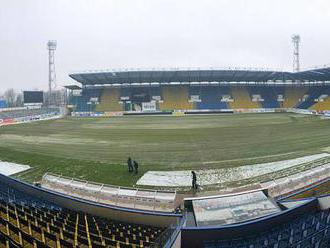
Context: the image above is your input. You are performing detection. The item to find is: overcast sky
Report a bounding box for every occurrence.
[0,0,330,92]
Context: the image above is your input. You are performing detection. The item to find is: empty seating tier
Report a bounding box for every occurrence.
[0,181,164,248]
[229,87,259,109]
[311,96,330,111]
[160,86,193,110]
[282,87,308,108]
[203,209,330,248]
[96,89,123,112]
[196,87,229,110]
[68,85,330,112]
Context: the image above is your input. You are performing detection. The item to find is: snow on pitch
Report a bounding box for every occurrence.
[137,153,330,187]
[0,161,30,176]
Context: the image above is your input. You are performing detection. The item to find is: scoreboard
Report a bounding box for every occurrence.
[23,91,44,104]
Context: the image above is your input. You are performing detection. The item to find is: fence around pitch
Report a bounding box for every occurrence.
[41,173,177,212]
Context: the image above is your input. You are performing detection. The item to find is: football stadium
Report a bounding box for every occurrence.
[1,1,330,248]
[1,66,330,247]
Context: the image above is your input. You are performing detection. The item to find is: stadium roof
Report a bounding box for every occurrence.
[69,67,330,85]
[64,85,81,90]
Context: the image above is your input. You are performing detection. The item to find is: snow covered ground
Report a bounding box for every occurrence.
[0,161,30,176]
[137,153,330,187]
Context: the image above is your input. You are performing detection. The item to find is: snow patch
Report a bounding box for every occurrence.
[0,161,30,176]
[137,153,330,187]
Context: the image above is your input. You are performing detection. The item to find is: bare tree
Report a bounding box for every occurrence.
[15,92,24,107]
[4,88,16,107]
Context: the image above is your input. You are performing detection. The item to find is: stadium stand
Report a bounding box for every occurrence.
[67,85,330,113]
[249,86,280,108]
[96,89,122,112]
[181,195,330,248]
[282,87,308,108]
[0,177,166,248]
[195,86,229,110]
[66,68,330,113]
[311,96,330,111]
[70,89,101,112]
[296,87,325,110]
[309,86,330,111]
[160,86,193,110]
[229,87,259,109]
[201,209,330,248]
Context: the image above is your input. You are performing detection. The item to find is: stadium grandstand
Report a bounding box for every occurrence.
[66,67,330,114]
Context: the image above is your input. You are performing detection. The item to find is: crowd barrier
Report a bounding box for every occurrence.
[72,108,323,117]
[41,173,178,213]
[0,113,61,127]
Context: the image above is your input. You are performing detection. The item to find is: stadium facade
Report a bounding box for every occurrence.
[67,67,330,114]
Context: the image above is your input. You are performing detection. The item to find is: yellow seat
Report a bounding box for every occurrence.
[282,87,308,108]
[96,89,122,112]
[159,86,193,110]
[310,96,330,111]
[229,87,259,109]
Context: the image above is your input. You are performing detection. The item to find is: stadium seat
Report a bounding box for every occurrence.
[96,88,123,112]
[229,86,260,109]
[296,87,326,109]
[195,86,229,109]
[202,210,330,248]
[282,86,308,108]
[0,181,165,248]
[160,86,193,110]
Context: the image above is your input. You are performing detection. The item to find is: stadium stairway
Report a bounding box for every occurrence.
[0,181,165,248]
[96,88,123,112]
[160,86,193,110]
[229,86,259,109]
[296,87,325,109]
[282,87,308,108]
[196,86,229,110]
[272,86,286,108]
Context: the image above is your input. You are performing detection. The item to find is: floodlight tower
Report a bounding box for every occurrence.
[292,35,301,72]
[47,40,57,95]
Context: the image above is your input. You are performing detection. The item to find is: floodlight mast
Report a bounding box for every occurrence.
[47,40,57,101]
[292,35,301,72]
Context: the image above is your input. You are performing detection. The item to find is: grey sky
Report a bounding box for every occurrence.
[0,0,329,92]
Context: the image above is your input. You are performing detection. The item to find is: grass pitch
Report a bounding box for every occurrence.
[1,113,330,187]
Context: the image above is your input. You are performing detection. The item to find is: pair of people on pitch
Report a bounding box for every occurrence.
[127,157,139,174]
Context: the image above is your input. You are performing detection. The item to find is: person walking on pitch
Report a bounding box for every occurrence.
[127,157,133,173]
